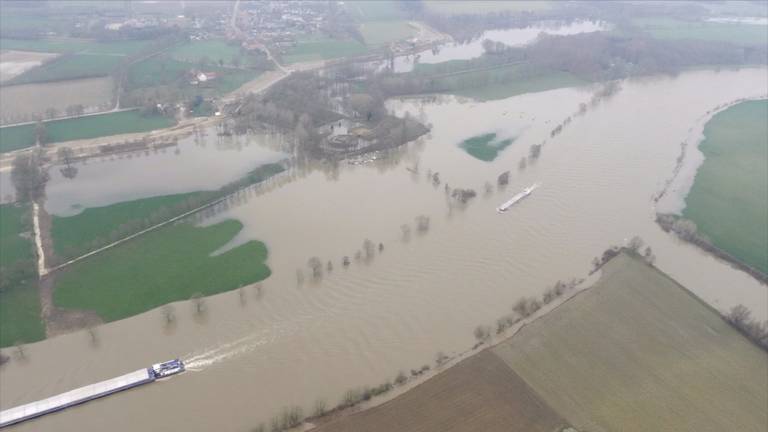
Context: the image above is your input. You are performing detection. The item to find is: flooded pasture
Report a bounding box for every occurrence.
[44,127,288,216]
[0,50,58,84]
[0,77,114,124]
[1,68,766,432]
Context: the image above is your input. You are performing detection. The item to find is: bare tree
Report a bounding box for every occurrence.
[342,256,351,267]
[312,399,327,417]
[307,257,323,278]
[162,304,176,326]
[86,325,100,348]
[378,242,384,252]
[497,171,510,186]
[296,269,305,284]
[13,342,26,361]
[362,239,376,260]
[627,236,644,252]
[415,215,430,233]
[190,293,206,316]
[239,286,247,306]
[326,260,333,273]
[435,351,449,367]
[401,224,412,240]
[484,181,494,195]
[473,325,491,343]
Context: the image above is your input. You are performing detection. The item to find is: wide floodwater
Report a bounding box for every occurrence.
[381,20,607,73]
[1,68,766,432]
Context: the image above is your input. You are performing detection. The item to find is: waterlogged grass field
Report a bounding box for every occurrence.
[0,204,33,266]
[171,39,251,66]
[683,100,768,274]
[0,204,44,348]
[632,17,768,46]
[0,38,151,55]
[51,192,209,259]
[54,220,271,322]
[494,253,768,432]
[359,21,416,47]
[0,281,45,348]
[459,132,514,161]
[7,54,123,85]
[283,36,368,64]
[0,110,176,153]
[126,55,261,95]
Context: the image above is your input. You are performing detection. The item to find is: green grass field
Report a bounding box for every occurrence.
[283,36,368,64]
[414,62,586,101]
[494,253,768,431]
[51,192,209,259]
[125,55,261,95]
[0,204,43,348]
[0,204,33,266]
[0,110,176,153]
[359,21,416,47]
[683,100,768,274]
[632,17,768,46]
[0,281,45,348]
[7,53,123,85]
[459,132,514,161]
[424,1,553,15]
[53,219,271,322]
[0,38,151,55]
[171,39,250,66]
[344,1,407,21]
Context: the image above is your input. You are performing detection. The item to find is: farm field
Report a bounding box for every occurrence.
[6,53,122,85]
[125,55,262,96]
[0,109,175,153]
[424,1,553,15]
[0,203,42,349]
[282,36,368,64]
[632,17,768,46]
[493,253,768,432]
[459,132,514,161]
[171,39,254,67]
[0,50,59,83]
[0,76,114,124]
[0,38,151,55]
[51,192,209,260]
[412,62,586,101]
[359,21,416,47]
[314,349,568,432]
[53,219,271,322]
[0,203,33,266]
[0,281,45,348]
[344,1,406,21]
[683,100,768,274]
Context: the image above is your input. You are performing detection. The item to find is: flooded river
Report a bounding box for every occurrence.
[1,68,766,432]
[379,20,607,73]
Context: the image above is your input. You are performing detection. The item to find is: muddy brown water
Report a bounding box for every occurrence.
[0,77,114,124]
[0,68,766,432]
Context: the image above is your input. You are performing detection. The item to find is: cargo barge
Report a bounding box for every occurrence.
[0,359,184,428]
[497,184,538,213]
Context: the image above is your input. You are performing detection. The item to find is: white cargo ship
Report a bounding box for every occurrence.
[0,359,184,428]
[497,184,538,213]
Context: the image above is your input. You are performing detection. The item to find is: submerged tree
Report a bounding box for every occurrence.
[307,257,323,278]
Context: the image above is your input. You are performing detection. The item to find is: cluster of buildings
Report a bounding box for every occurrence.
[238,1,331,50]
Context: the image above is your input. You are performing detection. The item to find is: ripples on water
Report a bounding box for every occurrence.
[2,69,767,432]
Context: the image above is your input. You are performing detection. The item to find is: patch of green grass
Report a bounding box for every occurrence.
[283,36,368,63]
[0,281,45,348]
[0,38,151,55]
[459,132,514,161]
[450,70,586,101]
[344,1,406,21]
[126,55,260,95]
[54,220,271,322]
[7,53,123,84]
[359,20,416,46]
[632,17,768,46]
[494,253,768,431]
[425,1,553,15]
[0,203,33,266]
[171,39,247,66]
[0,110,176,153]
[51,192,209,259]
[413,62,586,101]
[683,99,768,274]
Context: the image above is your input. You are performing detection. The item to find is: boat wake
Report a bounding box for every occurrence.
[183,332,272,371]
